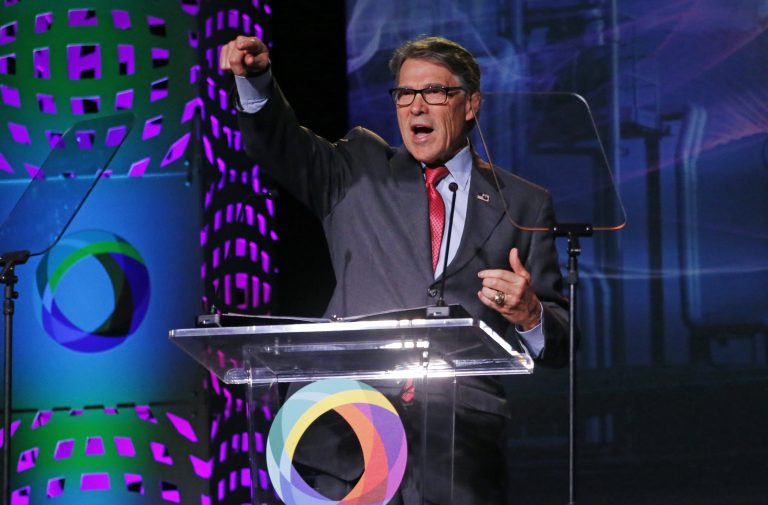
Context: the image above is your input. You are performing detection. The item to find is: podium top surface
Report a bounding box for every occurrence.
[169,315,534,385]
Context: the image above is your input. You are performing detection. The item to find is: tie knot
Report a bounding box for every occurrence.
[425,166,449,187]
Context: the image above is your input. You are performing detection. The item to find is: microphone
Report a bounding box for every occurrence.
[427,181,459,318]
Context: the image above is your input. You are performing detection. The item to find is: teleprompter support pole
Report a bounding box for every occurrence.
[551,224,592,505]
[0,250,30,505]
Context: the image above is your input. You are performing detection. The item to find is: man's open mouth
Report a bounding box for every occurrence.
[411,125,434,141]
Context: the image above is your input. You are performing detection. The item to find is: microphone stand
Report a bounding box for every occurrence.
[0,250,30,505]
[551,223,592,505]
[427,182,459,318]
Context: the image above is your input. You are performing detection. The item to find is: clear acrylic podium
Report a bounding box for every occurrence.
[170,308,533,505]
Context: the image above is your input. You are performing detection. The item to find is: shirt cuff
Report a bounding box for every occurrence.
[234,66,273,113]
[516,303,545,359]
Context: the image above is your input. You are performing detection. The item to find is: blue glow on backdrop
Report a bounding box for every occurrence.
[12,174,201,408]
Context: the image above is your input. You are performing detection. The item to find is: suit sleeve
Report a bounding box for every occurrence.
[526,193,571,367]
[237,80,354,218]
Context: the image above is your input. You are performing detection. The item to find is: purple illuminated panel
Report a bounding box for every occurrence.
[181,0,199,16]
[11,487,29,505]
[118,44,135,75]
[190,455,213,479]
[114,436,136,457]
[67,44,101,80]
[17,448,38,472]
[125,473,144,494]
[242,14,252,34]
[0,54,16,75]
[85,436,105,456]
[135,405,157,423]
[31,411,53,429]
[81,473,110,491]
[150,442,173,465]
[210,114,219,138]
[46,478,65,498]
[1,84,20,107]
[0,153,13,174]
[260,251,269,273]
[115,89,134,110]
[106,125,129,147]
[68,9,97,27]
[35,13,53,33]
[71,96,101,115]
[150,77,169,102]
[75,130,96,149]
[190,64,200,84]
[0,22,17,45]
[148,16,166,37]
[263,282,271,304]
[167,412,198,442]
[160,481,180,503]
[254,432,264,453]
[182,97,204,123]
[24,163,42,179]
[204,17,212,38]
[227,9,240,28]
[8,122,30,144]
[151,47,169,68]
[128,158,150,177]
[44,131,63,150]
[235,273,248,310]
[112,10,131,30]
[242,468,252,488]
[36,93,56,114]
[160,133,191,167]
[33,48,50,79]
[142,116,163,140]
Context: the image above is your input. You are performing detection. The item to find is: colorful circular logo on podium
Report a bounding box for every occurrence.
[266,379,408,505]
[35,230,150,352]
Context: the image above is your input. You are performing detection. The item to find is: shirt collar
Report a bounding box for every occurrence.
[421,144,472,190]
[444,145,472,190]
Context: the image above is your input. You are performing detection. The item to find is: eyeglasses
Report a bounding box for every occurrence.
[389,86,466,106]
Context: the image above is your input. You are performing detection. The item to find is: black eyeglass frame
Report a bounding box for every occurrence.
[388,86,467,106]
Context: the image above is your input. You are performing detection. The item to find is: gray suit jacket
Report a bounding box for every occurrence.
[239,82,569,366]
[238,82,570,500]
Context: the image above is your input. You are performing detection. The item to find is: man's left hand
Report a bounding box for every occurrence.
[477,248,541,330]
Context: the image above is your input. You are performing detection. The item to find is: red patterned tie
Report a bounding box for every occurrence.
[425,166,449,272]
[402,167,448,405]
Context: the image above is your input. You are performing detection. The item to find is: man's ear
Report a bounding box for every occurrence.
[465,91,481,121]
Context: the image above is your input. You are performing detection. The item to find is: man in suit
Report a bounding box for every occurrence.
[221,35,569,504]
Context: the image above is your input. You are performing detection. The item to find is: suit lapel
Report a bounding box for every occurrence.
[389,147,435,281]
[440,162,507,280]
